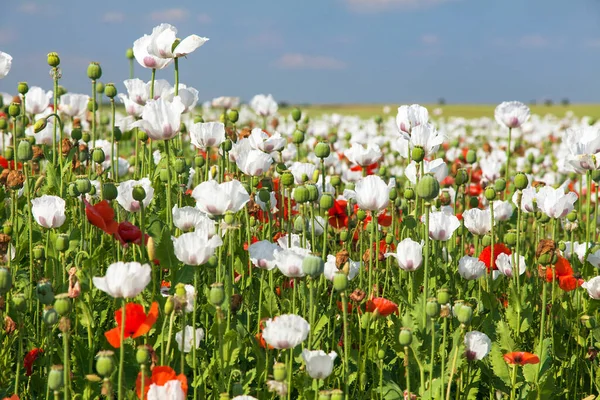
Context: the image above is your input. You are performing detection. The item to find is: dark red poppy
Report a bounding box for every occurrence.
[366,297,398,317]
[84,199,119,235]
[115,221,146,246]
[24,348,43,376]
[503,352,539,365]
[479,243,512,272]
[329,199,349,229]
[0,156,8,169]
[105,302,158,348]
[544,256,583,292]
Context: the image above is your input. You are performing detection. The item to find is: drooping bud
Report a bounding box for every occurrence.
[33,118,48,133]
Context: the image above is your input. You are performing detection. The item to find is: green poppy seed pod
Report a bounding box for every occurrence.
[403,187,415,200]
[281,172,294,187]
[104,83,117,99]
[333,271,348,292]
[330,175,341,188]
[526,152,535,164]
[315,142,331,159]
[54,294,71,316]
[110,127,122,142]
[514,173,528,191]
[320,193,334,210]
[12,293,26,312]
[87,98,97,113]
[132,185,146,202]
[361,312,372,329]
[504,230,517,246]
[17,82,29,95]
[437,288,451,305]
[385,233,394,245]
[194,156,205,169]
[366,221,375,233]
[484,187,496,201]
[0,117,7,130]
[33,118,48,133]
[465,150,477,164]
[537,253,553,266]
[92,148,105,164]
[87,62,102,80]
[306,184,319,202]
[8,102,21,118]
[173,157,186,175]
[81,132,91,143]
[17,140,33,162]
[95,350,115,377]
[581,315,597,329]
[456,304,473,325]
[494,178,506,192]
[0,267,12,295]
[292,129,305,144]
[207,255,218,269]
[43,307,59,325]
[219,114,226,123]
[164,296,175,315]
[302,255,325,277]
[388,188,398,201]
[558,241,566,252]
[5,147,13,161]
[102,182,118,201]
[345,182,355,191]
[318,391,332,400]
[399,328,413,346]
[566,211,577,222]
[339,230,349,242]
[273,362,287,382]
[209,283,225,306]
[455,168,468,186]
[221,139,233,152]
[426,298,440,318]
[294,185,309,203]
[293,215,306,233]
[291,108,302,122]
[159,168,169,183]
[416,174,440,201]
[95,82,105,96]
[468,196,479,209]
[411,146,425,163]
[47,52,60,67]
[48,365,65,391]
[224,212,235,225]
[75,178,91,194]
[356,209,367,221]
[523,165,533,174]
[481,234,491,247]
[137,129,148,142]
[100,114,110,126]
[136,346,150,365]
[258,188,271,203]
[330,389,344,400]
[227,109,239,123]
[56,234,70,252]
[33,245,45,260]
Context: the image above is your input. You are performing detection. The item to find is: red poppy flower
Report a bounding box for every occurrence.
[544,256,584,292]
[105,302,159,348]
[467,184,483,197]
[337,301,353,313]
[366,297,398,317]
[441,176,455,186]
[84,199,119,235]
[24,348,43,376]
[244,236,259,251]
[479,243,512,272]
[3,395,19,400]
[329,199,349,229]
[136,365,187,400]
[503,352,539,365]
[350,162,378,175]
[0,156,8,169]
[115,221,146,246]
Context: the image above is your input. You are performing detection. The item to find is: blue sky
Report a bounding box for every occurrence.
[1,0,600,104]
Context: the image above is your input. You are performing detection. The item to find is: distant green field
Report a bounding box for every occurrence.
[281,104,600,119]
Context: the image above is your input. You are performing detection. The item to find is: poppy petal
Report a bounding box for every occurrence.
[105,327,122,348]
[133,302,159,338]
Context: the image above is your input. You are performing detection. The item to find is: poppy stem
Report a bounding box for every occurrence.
[510,363,517,400]
[445,325,464,400]
[341,291,350,396]
[422,202,431,328]
[429,316,435,395]
[586,170,592,253]
[117,300,126,400]
[91,79,97,149]
[404,345,410,399]
[110,98,116,182]
[504,127,512,185]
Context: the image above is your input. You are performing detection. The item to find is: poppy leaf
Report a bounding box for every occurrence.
[489,344,511,387]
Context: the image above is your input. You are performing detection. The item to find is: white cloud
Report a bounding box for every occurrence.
[197,13,212,24]
[101,12,125,23]
[345,0,458,12]
[274,53,346,70]
[518,34,549,48]
[584,38,600,48]
[18,2,40,14]
[0,29,17,45]
[149,8,188,22]
[421,34,439,45]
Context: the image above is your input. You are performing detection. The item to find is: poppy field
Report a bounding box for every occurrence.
[1,23,600,400]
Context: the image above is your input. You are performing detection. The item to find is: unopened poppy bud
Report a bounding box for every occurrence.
[361,312,372,329]
[291,107,302,122]
[76,178,91,194]
[104,83,117,98]
[125,47,135,59]
[456,304,473,325]
[54,293,71,316]
[294,216,305,233]
[175,283,187,299]
[411,146,425,163]
[318,391,332,400]
[87,62,102,80]
[494,178,506,192]
[3,223,12,235]
[339,230,349,242]
[33,118,48,133]
[416,174,440,201]
[194,156,205,169]
[384,233,394,245]
[0,266,12,295]
[426,298,440,318]
[256,188,269,204]
[210,283,225,306]
[164,296,175,315]
[302,255,324,277]
[136,346,150,364]
[5,147,13,161]
[43,307,59,325]
[403,187,415,200]
[514,173,528,190]
[465,150,477,164]
[388,188,398,201]
[146,236,155,261]
[17,82,29,95]
[102,182,118,200]
[172,157,186,174]
[294,185,309,203]
[292,129,305,144]
[315,142,331,159]
[226,109,239,123]
[87,98,98,113]
[0,117,7,130]
[8,102,20,118]
[333,271,348,292]
[12,293,26,312]
[95,351,115,377]
[357,209,367,221]
[137,129,148,142]
[273,362,287,382]
[92,148,105,164]
[48,365,65,391]
[47,52,60,67]
[95,82,105,95]
[222,212,234,226]
[207,255,218,269]
[306,184,319,202]
[437,288,451,305]
[504,230,517,246]
[581,315,597,329]
[455,168,468,186]
[557,241,566,252]
[484,187,496,201]
[567,211,577,222]
[221,139,233,152]
[56,234,70,252]
[330,389,344,400]
[481,234,491,247]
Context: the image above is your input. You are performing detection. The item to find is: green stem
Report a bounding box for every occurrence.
[423,202,431,327]
[341,292,350,395]
[174,58,179,96]
[504,127,512,184]
[117,301,126,400]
